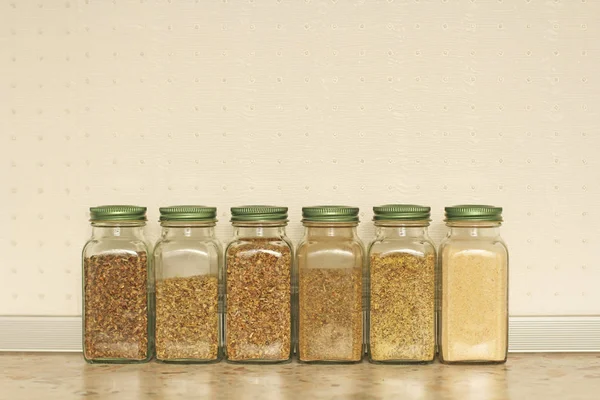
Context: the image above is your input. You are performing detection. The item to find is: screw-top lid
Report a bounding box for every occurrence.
[373,204,431,221]
[302,205,359,223]
[159,205,217,222]
[230,205,288,222]
[89,205,147,222]
[445,204,503,222]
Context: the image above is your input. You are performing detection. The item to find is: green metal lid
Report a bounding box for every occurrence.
[230,205,288,222]
[159,205,217,222]
[302,205,359,223]
[445,204,503,222]
[373,204,431,221]
[89,205,147,222]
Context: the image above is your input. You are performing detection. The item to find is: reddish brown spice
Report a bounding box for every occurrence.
[84,252,149,360]
[226,239,292,361]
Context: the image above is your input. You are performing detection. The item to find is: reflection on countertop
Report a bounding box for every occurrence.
[0,353,599,400]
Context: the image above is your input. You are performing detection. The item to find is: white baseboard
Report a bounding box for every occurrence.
[0,316,599,352]
[508,316,600,352]
[0,316,82,352]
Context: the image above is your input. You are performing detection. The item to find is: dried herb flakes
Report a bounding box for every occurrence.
[226,239,292,361]
[155,275,219,361]
[84,252,149,360]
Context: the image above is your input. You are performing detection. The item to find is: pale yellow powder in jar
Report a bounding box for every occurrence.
[441,246,508,362]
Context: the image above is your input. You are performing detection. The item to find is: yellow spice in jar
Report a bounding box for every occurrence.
[369,253,435,362]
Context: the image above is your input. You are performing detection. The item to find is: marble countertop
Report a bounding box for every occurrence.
[0,353,598,400]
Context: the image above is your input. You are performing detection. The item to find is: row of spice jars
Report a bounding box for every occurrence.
[82,204,508,365]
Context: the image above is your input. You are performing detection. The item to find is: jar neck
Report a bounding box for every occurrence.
[232,222,287,239]
[374,220,429,238]
[91,221,146,239]
[303,222,359,239]
[446,221,502,238]
[160,222,216,239]
[375,225,429,239]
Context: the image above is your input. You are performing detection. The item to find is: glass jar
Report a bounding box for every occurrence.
[82,205,153,363]
[153,206,222,363]
[224,206,293,363]
[367,205,436,364]
[439,205,508,364]
[297,206,365,363]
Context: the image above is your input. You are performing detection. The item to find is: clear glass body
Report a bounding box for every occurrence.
[224,222,293,363]
[368,221,436,364]
[82,221,154,363]
[297,222,365,363]
[153,222,222,363]
[439,221,509,364]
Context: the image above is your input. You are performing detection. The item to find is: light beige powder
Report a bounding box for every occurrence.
[441,246,508,362]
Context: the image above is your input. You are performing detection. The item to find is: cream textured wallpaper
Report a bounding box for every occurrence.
[2,0,599,318]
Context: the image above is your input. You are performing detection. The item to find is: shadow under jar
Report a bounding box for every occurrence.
[82,205,153,363]
[153,206,222,363]
[439,205,509,364]
[224,206,293,363]
[368,204,436,364]
[297,206,365,363]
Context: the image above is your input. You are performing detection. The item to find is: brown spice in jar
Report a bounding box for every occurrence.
[84,252,149,360]
[369,253,435,362]
[155,275,219,361]
[226,239,291,361]
[299,267,363,362]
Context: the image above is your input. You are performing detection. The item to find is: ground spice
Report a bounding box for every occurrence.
[299,267,363,362]
[225,240,291,361]
[369,253,435,362]
[155,275,219,361]
[84,252,149,360]
[441,247,508,362]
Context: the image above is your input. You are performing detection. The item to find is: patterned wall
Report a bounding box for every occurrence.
[2,0,599,316]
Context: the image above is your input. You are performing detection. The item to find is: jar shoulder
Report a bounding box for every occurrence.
[154,237,222,256]
[297,236,365,250]
[226,237,292,257]
[439,235,508,257]
[296,238,365,268]
[83,237,150,258]
[369,237,436,258]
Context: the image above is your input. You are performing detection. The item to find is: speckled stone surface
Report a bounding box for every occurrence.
[0,353,599,400]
